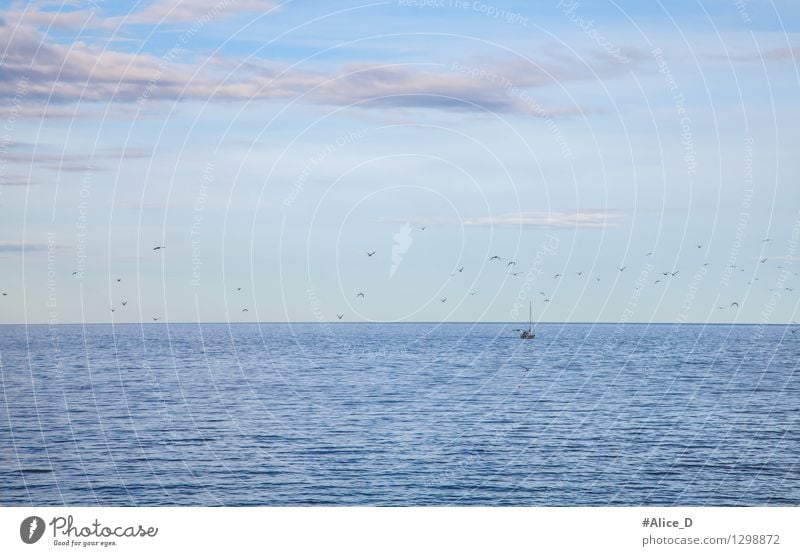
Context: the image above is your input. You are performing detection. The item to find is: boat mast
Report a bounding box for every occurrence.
[529,300,532,331]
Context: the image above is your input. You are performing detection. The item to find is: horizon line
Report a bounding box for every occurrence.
[0,321,795,327]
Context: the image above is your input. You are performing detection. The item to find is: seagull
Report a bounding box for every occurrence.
[469,291,478,296]
[521,365,531,373]
[654,280,661,284]
[419,226,427,231]
[1,292,6,296]
[760,258,768,263]
[457,266,464,273]
[730,302,739,308]
[356,292,365,298]
[152,317,160,321]
[440,297,447,303]
[72,271,78,276]
[121,301,128,306]
[153,246,166,251]
[115,278,121,282]
[618,266,626,272]
[697,245,702,249]
[576,271,583,276]
[507,261,516,267]
[510,271,522,276]
[645,252,653,257]
[366,251,376,257]
[762,238,772,243]
[236,287,242,291]
[242,308,248,312]
[337,314,343,320]
[670,271,679,277]
[595,277,600,282]
[661,272,670,276]
[110,308,115,313]
[543,299,550,303]
[539,291,546,296]
[553,273,561,279]
[489,256,501,261]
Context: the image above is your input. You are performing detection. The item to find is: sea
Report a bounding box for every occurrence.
[1,322,798,506]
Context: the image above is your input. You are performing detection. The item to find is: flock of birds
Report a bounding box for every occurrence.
[340,233,798,326]
[1,237,797,329]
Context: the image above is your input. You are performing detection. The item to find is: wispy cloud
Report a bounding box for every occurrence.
[0,12,629,117]
[0,241,52,253]
[463,210,625,229]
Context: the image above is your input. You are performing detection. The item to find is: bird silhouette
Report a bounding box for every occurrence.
[670,271,679,276]
[510,271,522,276]
[654,280,661,284]
[337,314,343,320]
[236,287,242,291]
[440,297,447,303]
[366,251,376,257]
[121,301,128,306]
[457,266,464,272]
[469,291,478,296]
[576,271,583,276]
[115,278,121,282]
[730,302,739,308]
[153,246,166,251]
[242,308,248,312]
[507,261,516,267]
[489,255,501,261]
[618,266,626,272]
[72,271,78,276]
[760,258,767,263]
[356,292,365,298]
[553,273,561,279]
[419,226,427,231]
[152,317,160,321]
[645,252,653,256]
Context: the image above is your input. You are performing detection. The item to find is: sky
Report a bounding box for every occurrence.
[0,0,799,324]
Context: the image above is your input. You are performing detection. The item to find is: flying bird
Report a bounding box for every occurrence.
[72,271,78,276]
[115,278,121,282]
[457,266,464,273]
[489,255,501,261]
[152,317,160,321]
[730,302,739,308]
[618,266,626,272]
[576,271,583,276]
[236,287,242,291]
[440,297,447,303]
[366,251,376,257]
[760,258,767,263]
[153,246,166,251]
[762,238,772,243]
[645,252,653,257]
[121,301,128,306]
[356,292,365,298]
[337,314,343,320]
[553,273,561,279]
[654,280,661,284]
[507,261,516,267]
[469,291,478,296]
[419,226,427,231]
[510,271,522,276]
[697,245,702,249]
[670,271,679,276]
[242,308,248,312]
[543,299,550,303]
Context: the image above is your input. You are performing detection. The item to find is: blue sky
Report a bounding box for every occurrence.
[1,0,799,324]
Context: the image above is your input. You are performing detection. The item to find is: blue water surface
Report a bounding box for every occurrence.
[1,322,798,505]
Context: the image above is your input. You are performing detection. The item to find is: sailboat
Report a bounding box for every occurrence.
[520,301,535,339]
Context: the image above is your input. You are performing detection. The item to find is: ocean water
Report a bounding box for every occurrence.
[1,322,798,506]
